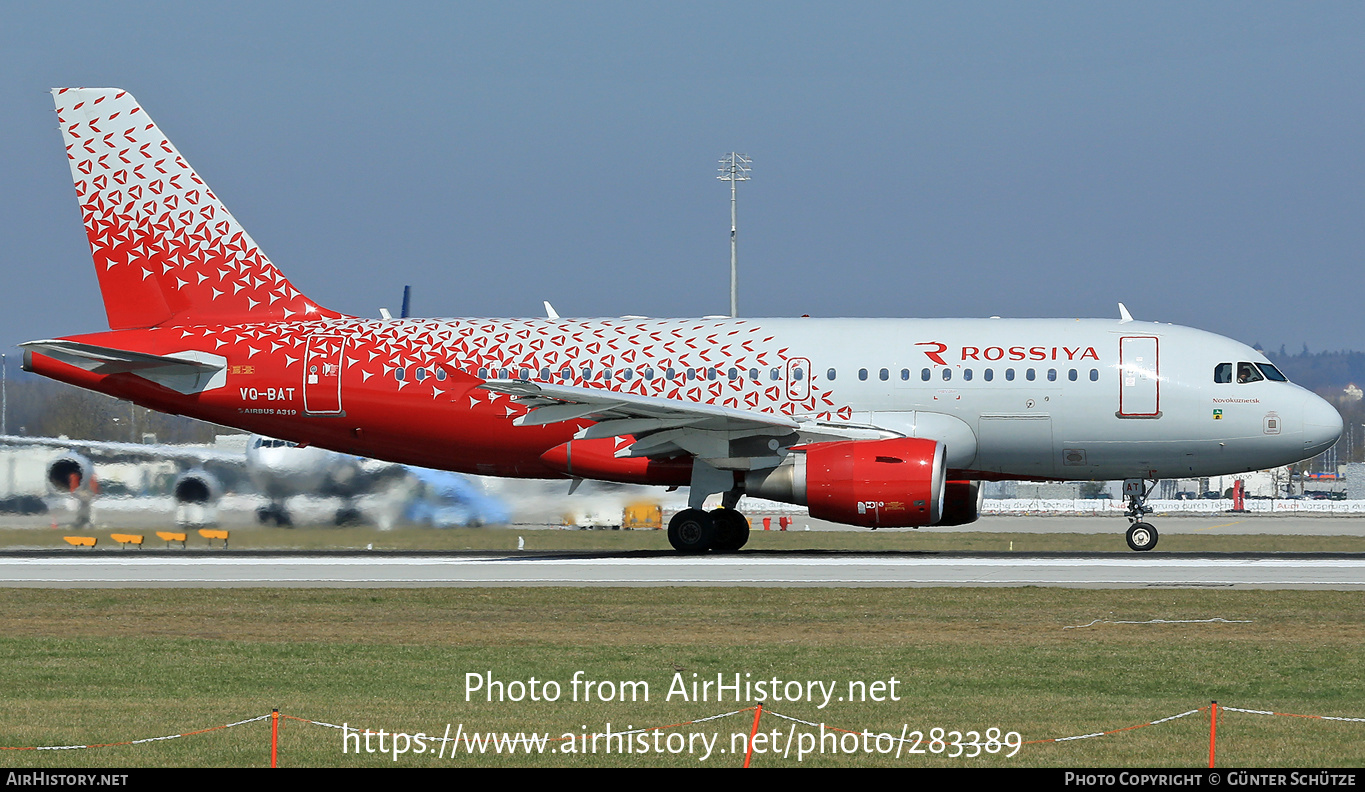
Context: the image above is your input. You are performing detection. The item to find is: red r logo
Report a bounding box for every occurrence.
[916,341,948,366]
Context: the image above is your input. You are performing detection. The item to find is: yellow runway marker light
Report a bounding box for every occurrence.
[110,533,143,549]
[63,536,96,548]
[156,531,187,548]
[198,529,229,548]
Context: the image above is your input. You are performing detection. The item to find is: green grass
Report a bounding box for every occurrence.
[1,588,1363,767]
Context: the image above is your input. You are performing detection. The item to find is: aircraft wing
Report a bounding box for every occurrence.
[481,380,893,469]
[0,435,244,466]
[484,380,800,433]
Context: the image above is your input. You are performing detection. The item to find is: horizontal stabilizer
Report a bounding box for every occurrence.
[21,340,227,395]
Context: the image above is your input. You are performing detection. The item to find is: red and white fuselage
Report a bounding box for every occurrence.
[24,88,1342,542]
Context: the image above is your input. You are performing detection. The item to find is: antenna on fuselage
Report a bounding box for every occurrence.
[543,301,560,320]
[1118,303,1134,324]
[401,285,412,319]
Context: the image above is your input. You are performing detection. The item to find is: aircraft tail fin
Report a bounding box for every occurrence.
[52,88,340,329]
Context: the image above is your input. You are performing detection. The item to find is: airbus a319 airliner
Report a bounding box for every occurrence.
[23,88,1343,552]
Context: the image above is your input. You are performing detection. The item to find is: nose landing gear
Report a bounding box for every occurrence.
[1123,478,1158,551]
[1126,521,1158,552]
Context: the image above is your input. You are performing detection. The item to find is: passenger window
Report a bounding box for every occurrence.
[1090,369,1099,381]
[687,368,697,381]
[793,368,805,381]
[770,368,780,381]
[827,368,837,381]
[1047,369,1057,382]
[644,368,655,380]
[622,369,633,381]
[921,368,931,382]
[963,369,973,381]
[1005,368,1015,382]
[942,368,952,381]
[749,368,759,380]
[499,367,509,379]
[539,368,550,380]
[561,368,572,379]
[1025,368,1035,381]
[1068,369,1077,382]
[415,368,427,381]
[707,368,717,381]
[1236,362,1263,384]
[1214,363,1233,384]
[518,367,529,380]
[984,368,994,382]
[666,367,675,380]
[900,369,910,381]
[395,367,406,381]
[477,367,488,379]
[859,368,868,381]
[727,368,738,381]
[436,367,447,381]
[581,367,592,379]
[601,369,612,381]
[879,368,889,381]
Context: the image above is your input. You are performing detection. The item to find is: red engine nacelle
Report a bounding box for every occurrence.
[745,437,946,527]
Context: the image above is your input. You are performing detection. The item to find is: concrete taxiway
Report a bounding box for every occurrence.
[2,550,1364,589]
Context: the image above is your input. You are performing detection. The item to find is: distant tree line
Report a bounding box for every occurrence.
[2,363,233,444]
[1262,345,1365,394]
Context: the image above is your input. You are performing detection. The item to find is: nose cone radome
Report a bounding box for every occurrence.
[1302,392,1343,458]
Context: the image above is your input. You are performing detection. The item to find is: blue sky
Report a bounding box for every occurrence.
[2,2,1363,352]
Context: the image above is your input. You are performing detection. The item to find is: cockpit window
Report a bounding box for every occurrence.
[1214,363,1232,384]
[1256,363,1288,382]
[1236,362,1264,384]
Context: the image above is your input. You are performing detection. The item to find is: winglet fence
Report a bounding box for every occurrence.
[3,701,1362,766]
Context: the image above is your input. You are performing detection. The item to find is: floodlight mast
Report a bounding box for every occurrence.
[717,153,751,318]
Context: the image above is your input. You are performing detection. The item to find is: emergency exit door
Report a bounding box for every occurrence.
[303,335,345,415]
[1118,336,1160,418]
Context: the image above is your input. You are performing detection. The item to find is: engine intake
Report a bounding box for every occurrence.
[173,468,221,505]
[47,453,94,493]
[938,480,983,526]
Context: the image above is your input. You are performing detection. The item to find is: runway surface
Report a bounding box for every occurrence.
[3,550,1364,589]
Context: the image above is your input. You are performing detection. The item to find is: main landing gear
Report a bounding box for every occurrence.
[256,502,293,527]
[1123,478,1158,552]
[667,508,750,553]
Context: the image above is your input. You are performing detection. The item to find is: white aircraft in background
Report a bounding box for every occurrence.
[21,88,1345,552]
[0,433,507,528]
